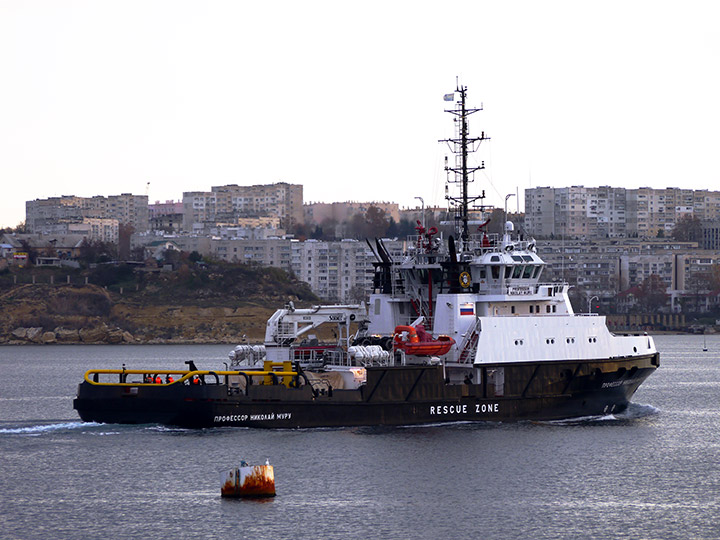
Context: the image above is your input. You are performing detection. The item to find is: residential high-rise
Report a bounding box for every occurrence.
[182,182,303,232]
[525,186,720,239]
[26,193,149,235]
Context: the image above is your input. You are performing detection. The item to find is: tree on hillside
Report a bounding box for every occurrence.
[287,221,311,241]
[0,222,27,234]
[118,223,135,260]
[346,206,389,239]
[672,215,702,242]
[78,239,117,265]
[18,239,38,264]
[635,274,669,313]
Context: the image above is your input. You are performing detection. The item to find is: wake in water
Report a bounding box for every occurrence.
[543,402,660,426]
[0,421,100,435]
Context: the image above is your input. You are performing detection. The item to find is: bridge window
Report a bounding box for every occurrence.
[512,265,523,278]
[522,265,533,278]
[491,266,500,279]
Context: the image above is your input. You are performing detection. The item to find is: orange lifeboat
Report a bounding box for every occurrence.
[393,325,455,356]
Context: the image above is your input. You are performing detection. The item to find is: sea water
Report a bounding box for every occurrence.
[1,336,718,540]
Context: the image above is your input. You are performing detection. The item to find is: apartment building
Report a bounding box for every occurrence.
[537,236,718,313]
[182,183,303,232]
[26,194,149,234]
[524,187,556,238]
[290,239,373,302]
[212,238,293,269]
[526,186,720,239]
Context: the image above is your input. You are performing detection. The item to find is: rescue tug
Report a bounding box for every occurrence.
[74,85,659,428]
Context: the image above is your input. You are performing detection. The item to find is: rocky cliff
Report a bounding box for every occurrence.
[0,264,318,345]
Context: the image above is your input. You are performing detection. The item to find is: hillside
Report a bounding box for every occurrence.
[0,262,318,344]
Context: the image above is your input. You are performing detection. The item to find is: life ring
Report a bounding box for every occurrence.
[459,271,471,288]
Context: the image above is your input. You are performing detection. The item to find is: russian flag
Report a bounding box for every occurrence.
[460,303,474,316]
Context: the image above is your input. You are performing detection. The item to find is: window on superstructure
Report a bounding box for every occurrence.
[512,265,522,279]
[522,266,533,279]
[491,266,500,279]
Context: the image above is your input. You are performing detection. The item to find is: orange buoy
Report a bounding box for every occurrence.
[221,462,275,498]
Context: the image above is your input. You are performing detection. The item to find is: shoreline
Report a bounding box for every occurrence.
[0,329,702,346]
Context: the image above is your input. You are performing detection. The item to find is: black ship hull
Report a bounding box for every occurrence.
[74,353,659,429]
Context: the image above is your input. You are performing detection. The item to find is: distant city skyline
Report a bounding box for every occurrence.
[2,1,719,228]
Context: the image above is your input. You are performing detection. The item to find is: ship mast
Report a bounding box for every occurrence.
[440,85,490,247]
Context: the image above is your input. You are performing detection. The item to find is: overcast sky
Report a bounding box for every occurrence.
[1,0,718,228]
